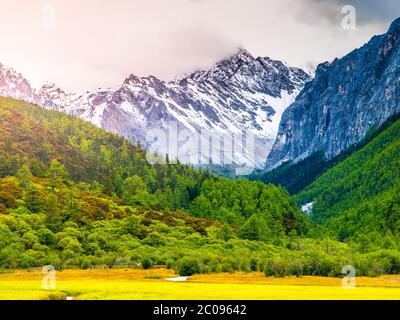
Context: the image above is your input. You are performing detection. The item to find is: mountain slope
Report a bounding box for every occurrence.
[266,17,400,170]
[1,97,399,277]
[0,49,310,170]
[0,96,305,231]
[0,97,314,272]
[296,117,400,238]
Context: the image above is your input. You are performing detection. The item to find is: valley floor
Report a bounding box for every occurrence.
[0,269,400,300]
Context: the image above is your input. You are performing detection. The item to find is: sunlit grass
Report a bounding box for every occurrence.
[0,269,400,300]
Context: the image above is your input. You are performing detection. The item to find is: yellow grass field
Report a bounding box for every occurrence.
[0,269,400,300]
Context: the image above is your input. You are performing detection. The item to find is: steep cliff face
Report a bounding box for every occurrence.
[266,18,400,170]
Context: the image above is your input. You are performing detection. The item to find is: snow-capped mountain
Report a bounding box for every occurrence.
[0,63,36,104]
[0,49,310,169]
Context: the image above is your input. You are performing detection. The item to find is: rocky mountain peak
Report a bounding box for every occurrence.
[0,48,310,170]
[0,64,35,103]
[201,48,257,83]
[387,17,400,35]
[265,17,400,171]
[233,47,255,61]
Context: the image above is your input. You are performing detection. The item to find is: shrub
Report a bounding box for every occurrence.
[45,292,67,300]
[141,256,154,269]
[176,257,201,276]
[144,275,163,279]
[142,232,166,247]
[264,256,292,277]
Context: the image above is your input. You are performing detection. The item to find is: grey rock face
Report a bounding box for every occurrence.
[266,18,400,171]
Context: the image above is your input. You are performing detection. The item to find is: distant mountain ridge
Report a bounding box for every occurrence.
[266,17,400,171]
[0,49,310,169]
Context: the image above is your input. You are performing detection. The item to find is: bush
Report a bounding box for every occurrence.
[141,256,154,269]
[142,232,166,247]
[144,275,163,279]
[176,257,201,276]
[45,292,67,300]
[264,257,290,278]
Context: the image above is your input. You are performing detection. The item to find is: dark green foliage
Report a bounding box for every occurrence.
[189,179,307,236]
[298,119,400,220]
[176,257,201,276]
[217,223,234,242]
[239,214,268,241]
[297,118,400,243]
[251,152,328,195]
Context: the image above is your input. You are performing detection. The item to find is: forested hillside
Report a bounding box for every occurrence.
[297,118,400,243]
[0,97,308,273]
[1,97,399,277]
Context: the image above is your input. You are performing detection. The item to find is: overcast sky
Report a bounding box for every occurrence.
[0,0,398,92]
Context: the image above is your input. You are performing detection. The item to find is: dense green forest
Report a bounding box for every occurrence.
[0,97,400,277]
[249,152,329,195]
[297,117,400,244]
